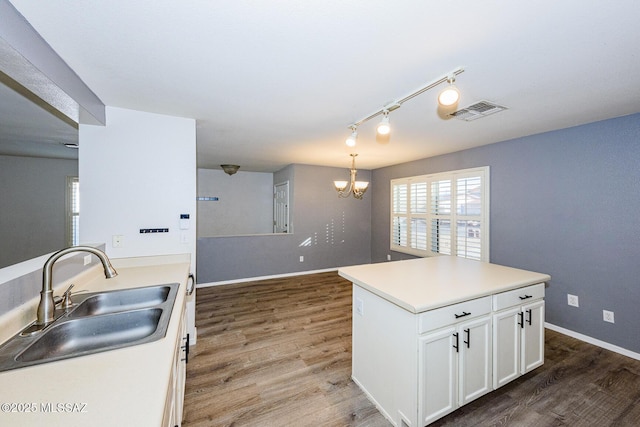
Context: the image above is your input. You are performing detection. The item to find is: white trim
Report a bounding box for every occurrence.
[545,322,640,361]
[196,267,338,288]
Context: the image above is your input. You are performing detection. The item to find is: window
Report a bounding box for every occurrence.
[391,167,489,261]
[66,176,79,246]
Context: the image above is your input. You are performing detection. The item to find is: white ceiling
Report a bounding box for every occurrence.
[9,0,640,171]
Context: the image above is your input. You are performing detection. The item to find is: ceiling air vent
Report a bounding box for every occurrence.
[449,100,508,121]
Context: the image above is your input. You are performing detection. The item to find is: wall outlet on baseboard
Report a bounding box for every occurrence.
[603,310,615,323]
[567,294,579,307]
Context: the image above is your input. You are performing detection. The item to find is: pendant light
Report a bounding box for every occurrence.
[333,154,369,199]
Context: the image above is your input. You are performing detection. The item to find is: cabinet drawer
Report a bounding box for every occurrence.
[492,283,545,311]
[419,296,491,334]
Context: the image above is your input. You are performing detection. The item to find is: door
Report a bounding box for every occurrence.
[419,326,457,425]
[458,315,492,405]
[492,306,521,389]
[521,300,545,374]
[273,181,289,233]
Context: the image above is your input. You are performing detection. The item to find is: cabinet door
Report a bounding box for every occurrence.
[175,310,188,426]
[521,300,544,374]
[419,326,457,426]
[458,315,492,405]
[492,306,521,389]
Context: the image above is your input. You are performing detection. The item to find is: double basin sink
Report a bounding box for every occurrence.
[0,283,179,372]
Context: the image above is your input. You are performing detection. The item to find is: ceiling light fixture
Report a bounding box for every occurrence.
[345,67,464,143]
[376,110,391,135]
[437,75,460,106]
[345,126,358,147]
[333,153,369,199]
[220,164,240,175]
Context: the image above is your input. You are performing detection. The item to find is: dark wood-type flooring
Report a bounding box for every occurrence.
[182,272,640,427]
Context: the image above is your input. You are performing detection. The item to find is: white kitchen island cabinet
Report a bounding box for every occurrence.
[339,256,550,427]
[492,283,545,389]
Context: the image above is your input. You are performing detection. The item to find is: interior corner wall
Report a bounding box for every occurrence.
[79,107,196,265]
[196,163,371,282]
[370,113,640,353]
[0,155,77,268]
[197,168,273,236]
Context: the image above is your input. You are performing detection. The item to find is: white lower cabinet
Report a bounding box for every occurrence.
[418,308,492,425]
[492,284,545,389]
[163,306,189,427]
[351,281,546,427]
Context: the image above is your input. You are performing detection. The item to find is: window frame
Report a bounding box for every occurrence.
[390,166,490,261]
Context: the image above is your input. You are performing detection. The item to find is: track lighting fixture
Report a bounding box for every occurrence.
[345,126,358,147]
[344,67,464,146]
[376,111,391,135]
[437,75,460,106]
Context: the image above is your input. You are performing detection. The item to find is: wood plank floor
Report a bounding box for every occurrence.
[182,272,640,427]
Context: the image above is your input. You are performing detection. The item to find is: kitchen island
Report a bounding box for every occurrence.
[338,256,551,427]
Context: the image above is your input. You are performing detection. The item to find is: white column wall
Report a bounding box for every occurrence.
[79,106,196,265]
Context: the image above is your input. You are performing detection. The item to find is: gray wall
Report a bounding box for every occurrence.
[197,168,274,236]
[371,113,640,353]
[0,155,77,268]
[197,163,372,282]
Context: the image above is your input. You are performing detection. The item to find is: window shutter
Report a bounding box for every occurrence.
[392,183,408,247]
[390,167,489,261]
[66,177,80,246]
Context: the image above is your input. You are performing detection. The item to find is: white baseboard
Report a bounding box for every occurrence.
[196,267,338,288]
[545,322,640,361]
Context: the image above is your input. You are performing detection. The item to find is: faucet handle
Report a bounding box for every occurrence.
[59,284,75,310]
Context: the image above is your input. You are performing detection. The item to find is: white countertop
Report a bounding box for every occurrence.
[0,254,191,427]
[339,256,551,313]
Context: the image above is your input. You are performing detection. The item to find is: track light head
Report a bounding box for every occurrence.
[438,76,460,106]
[376,111,391,135]
[345,126,358,147]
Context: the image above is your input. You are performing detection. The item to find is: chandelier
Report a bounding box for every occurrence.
[333,154,369,199]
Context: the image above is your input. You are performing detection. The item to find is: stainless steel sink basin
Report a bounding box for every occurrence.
[67,285,172,318]
[17,308,163,363]
[0,283,179,372]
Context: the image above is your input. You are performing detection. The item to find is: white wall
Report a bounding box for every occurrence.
[197,168,273,236]
[79,107,196,264]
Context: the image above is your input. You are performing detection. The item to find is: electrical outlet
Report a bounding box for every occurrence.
[112,234,124,248]
[299,256,304,262]
[355,298,364,316]
[83,254,92,265]
[567,294,579,307]
[387,254,391,261]
[603,310,615,323]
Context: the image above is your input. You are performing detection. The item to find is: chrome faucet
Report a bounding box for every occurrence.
[36,246,118,326]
